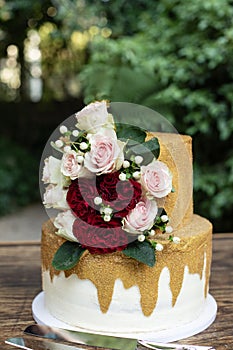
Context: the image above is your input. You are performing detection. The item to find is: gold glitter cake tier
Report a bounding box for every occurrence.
[147,132,193,229]
[42,214,212,317]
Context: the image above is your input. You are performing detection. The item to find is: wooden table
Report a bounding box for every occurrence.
[1,234,233,350]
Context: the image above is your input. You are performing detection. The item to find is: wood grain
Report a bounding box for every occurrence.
[0,234,233,350]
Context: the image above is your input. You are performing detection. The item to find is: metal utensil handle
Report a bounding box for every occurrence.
[139,340,216,350]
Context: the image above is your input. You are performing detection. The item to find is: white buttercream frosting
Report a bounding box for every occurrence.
[43,257,207,334]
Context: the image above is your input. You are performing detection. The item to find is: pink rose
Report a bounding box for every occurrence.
[141,160,172,199]
[75,101,112,133]
[122,197,158,234]
[84,132,124,175]
[61,150,82,180]
[43,184,69,210]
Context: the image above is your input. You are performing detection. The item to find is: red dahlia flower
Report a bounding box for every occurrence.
[73,216,128,254]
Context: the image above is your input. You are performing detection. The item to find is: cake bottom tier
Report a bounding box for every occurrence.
[41,214,212,333]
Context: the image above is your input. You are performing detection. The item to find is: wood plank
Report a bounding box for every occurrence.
[0,235,233,349]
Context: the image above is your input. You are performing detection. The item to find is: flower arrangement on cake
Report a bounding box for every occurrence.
[42,101,180,270]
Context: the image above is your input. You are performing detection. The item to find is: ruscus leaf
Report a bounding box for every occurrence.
[52,241,86,271]
[122,240,156,267]
[143,137,160,159]
[116,123,146,143]
[125,137,160,164]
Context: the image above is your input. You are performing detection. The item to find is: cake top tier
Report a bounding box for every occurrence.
[151,132,193,229]
[41,100,193,269]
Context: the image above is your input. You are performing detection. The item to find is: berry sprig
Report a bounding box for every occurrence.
[51,125,91,155]
[119,155,143,181]
[94,196,114,222]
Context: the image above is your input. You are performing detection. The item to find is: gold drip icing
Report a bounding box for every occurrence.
[41,215,212,317]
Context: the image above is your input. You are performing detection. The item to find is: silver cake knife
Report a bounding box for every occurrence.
[5,337,84,350]
[24,324,215,350]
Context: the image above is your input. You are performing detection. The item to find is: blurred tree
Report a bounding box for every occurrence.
[0,137,38,215]
[53,0,233,231]
[0,0,56,100]
[0,0,232,231]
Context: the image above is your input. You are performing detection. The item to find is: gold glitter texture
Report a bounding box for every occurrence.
[147,132,193,229]
[41,214,212,316]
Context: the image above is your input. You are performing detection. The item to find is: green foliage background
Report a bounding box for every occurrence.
[79,0,233,232]
[0,138,38,215]
[0,0,232,232]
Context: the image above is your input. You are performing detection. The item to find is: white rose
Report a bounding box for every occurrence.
[54,210,78,242]
[141,160,172,199]
[61,150,83,180]
[122,198,158,235]
[75,101,113,133]
[84,131,124,175]
[42,156,64,185]
[43,184,69,210]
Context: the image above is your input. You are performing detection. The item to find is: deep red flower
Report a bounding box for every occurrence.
[73,216,128,254]
[67,173,142,254]
[66,177,98,221]
[96,171,142,217]
[67,172,142,221]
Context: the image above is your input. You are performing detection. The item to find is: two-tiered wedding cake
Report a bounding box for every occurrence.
[40,101,213,335]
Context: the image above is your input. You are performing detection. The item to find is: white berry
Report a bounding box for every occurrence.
[134,155,143,165]
[79,142,88,150]
[156,243,164,251]
[103,215,111,222]
[119,173,127,181]
[148,229,155,236]
[165,225,173,234]
[64,145,71,152]
[103,207,113,215]
[161,215,169,222]
[94,196,102,205]
[173,236,181,244]
[77,155,84,163]
[123,160,130,168]
[55,139,63,148]
[72,130,79,137]
[138,234,145,242]
[60,125,68,134]
[133,171,141,180]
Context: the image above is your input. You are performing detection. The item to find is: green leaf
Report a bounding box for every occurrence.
[158,207,168,217]
[122,240,156,267]
[125,137,160,164]
[116,123,146,143]
[143,137,160,159]
[52,241,86,271]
